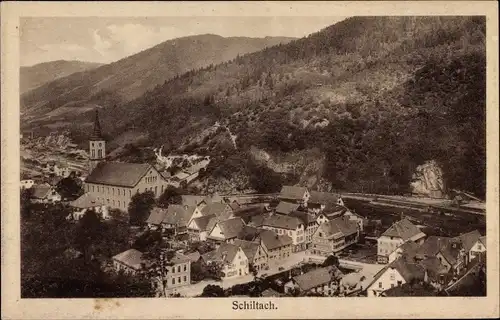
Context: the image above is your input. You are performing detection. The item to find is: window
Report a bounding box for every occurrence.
[92,186,95,192]
[184,265,187,271]
[391,284,395,288]
[98,150,102,158]
[118,201,120,207]
[319,232,323,237]
[112,188,115,195]
[129,190,132,197]
[172,267,175,274]
[99,143,102,147]
[172,278,175,284]
[92,143,94,147]
[91,150,95,158]
[184,276,187,282]
[390,274,395,280]
[177,266,181,272]
[178,277,181,283]
[397,281,402,286]
[378,282,382,288]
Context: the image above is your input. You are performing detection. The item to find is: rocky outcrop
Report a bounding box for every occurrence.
[410,160,446,198]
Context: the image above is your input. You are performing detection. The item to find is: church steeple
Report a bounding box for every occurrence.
[90,109,103,141]
[88,109,106,172]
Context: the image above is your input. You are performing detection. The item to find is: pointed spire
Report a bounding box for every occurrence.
[90,109,103,141]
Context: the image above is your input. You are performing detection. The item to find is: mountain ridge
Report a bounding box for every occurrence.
[20,34,296,125]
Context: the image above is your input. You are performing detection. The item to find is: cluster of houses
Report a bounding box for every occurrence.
[22,109,487,297]
[366,218,487,297]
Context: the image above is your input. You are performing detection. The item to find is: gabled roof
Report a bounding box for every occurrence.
[258,230,292,250]
[237,225,263,241]
[85,162,152,187]
[275,201,300,215]
[228,201,241,211]
[170,252,191,264]
[393,240,420,262]
[318,216,358,239]
[233,239,260,261]
[260,214,303,230]
[203,243,242,265]
[279,185,308,200]
[214,218,246,239]
[192,214,217,231]
[293,266,342,291]
[416,236,462,265]
[181,195,208,207]
[456,230,482,252]
[289,210,317,225]
[370,257,426,289]
[69,193,106,209]
[418,256,449,280]
[201,202,232,219]
[112,249,146,270]
[308,191,340,205]
[146,205,193,227]
[479,236,486,248]
[31,185,52,199]
[381,218,424,241]
[185,251,201,263]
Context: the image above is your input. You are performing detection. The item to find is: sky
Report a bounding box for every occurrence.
[20,16,346,66]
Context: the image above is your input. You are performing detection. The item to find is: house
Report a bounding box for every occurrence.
[164,253,192,293]
[415,236,465,275]
[343,209,365,232]
[233,239,269,271]
[228,200,241,212]
[257,230,293,265]
[30,185,61,203]
[251,213,306,252]
[316,205,348,224]
[187,214,217,242]
[278,185,310,206]
[377,218,426,264]
[20,179,34,189]
[284,266,343,296]
[275,201,300,215]
[418,256,451,290]
[201,202,234,221]
[112,249,149,275]
[307,191,344,213]
[289,210,319,248]
[456,230,485,265]
[207,217,246,245]
[311,216,359,256]
[68,193,109,221]
[54,164,71,178]
[84,162,172,212]
[366,257,427,297]
[236,225,264,242]
[146,205,194,235]
[386,240,420,264]
[202,242,249,279]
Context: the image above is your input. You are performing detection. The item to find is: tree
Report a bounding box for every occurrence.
[56,173,84,200]
[21,188,34,218]
[128,191,156,225]
[157,186,182,208]
[323,255,340,268]
[248,162,283,193]
[201,284,225,297]
[74,209,102,263]
[205,261,225,281]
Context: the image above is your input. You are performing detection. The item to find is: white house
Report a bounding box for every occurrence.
[207,217,246,244]
[202,242,249,279]
[250,214,306,252]
[68,193,109,221]
[456,230,486,266]
[377,218,426,264]
[366,258,427,297]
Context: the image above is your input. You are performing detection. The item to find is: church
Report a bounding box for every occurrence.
[83,110,171,212]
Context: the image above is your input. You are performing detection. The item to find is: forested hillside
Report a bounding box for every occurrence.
[20,34,295,127]
[28,17,487,197]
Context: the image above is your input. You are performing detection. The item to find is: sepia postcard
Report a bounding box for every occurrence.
[1,1,499,319]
